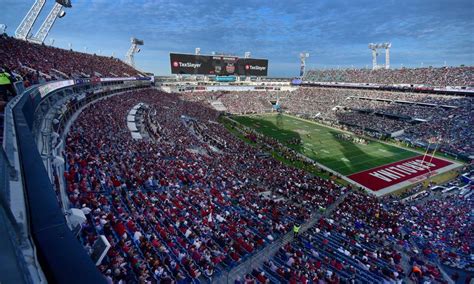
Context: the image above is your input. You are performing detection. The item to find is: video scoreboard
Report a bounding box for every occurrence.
[170,53,268,76]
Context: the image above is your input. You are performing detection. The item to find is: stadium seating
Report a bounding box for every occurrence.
[0,35,143,144]
[260,189,470,283]
[59,88,472,283]
[0,35,142,81]
[304,67,474,87]
[63,89,343,282]
[398,193,473,270]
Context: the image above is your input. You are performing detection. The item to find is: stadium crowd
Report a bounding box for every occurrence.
[58,88,473,283]
[260,188,472,283]
[304,67,474,87]
[395,193,473,270]
[0,34,144,143]
[64,89,343,282]
[0,35,141,82]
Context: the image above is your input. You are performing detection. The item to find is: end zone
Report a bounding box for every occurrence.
[347,155,463,196]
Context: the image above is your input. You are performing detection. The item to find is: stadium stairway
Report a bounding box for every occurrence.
[213,190,350,283]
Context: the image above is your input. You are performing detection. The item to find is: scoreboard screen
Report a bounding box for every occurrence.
[170,53,268,76]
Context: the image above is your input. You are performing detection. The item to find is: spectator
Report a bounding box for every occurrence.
[0,66,15,100]
[293,223,301,238]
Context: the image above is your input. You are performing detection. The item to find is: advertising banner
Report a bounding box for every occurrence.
[170,53,268,76]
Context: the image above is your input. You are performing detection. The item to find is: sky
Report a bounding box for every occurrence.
[1,0,473,77]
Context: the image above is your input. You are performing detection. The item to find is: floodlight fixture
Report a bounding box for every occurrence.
[125,37,144,67]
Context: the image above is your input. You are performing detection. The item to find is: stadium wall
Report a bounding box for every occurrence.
[13,89,106,284]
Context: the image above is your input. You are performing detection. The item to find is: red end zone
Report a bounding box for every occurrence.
[347,155,453,191]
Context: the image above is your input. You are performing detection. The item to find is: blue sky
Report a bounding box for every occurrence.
[2,0,473,76]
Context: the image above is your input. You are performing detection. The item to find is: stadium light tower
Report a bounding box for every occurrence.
[368,43,378,70]
[16,0,72,44]
[368,42,391,70]
[15,0,47,40]
[195,48,201,55]
[125,37,144,67]
[299,52,309,77]
[244,51,251,58]
[30,1,71,44]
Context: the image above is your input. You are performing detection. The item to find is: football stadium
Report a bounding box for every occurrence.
[0,1,473,284]
[231,113,462,195]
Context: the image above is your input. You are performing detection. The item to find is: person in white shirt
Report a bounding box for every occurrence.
[133,231,142,241]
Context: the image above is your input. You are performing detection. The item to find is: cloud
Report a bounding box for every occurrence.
[2,0,473,76]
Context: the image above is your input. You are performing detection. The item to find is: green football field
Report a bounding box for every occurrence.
[233,114,419,176]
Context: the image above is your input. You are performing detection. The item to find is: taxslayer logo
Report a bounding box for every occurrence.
[172,61,202,68]
[246,65,266,71]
